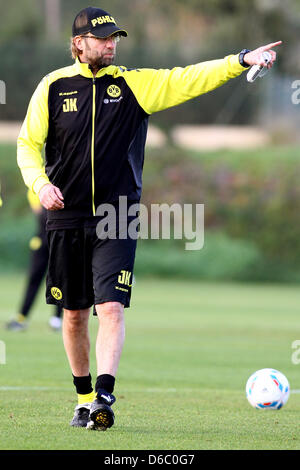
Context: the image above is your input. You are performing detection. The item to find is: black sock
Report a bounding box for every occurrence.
[72,373,93,395]
[95,374,115,394]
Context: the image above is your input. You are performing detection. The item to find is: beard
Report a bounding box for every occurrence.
[85,44,115,71]
[90,54,115,68]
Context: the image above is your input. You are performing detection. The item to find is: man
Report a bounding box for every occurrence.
[5,190,63,332]
[17,6,281,431]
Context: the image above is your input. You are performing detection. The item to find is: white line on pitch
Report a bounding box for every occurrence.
[0,386,300,394]
[0,386,69,391]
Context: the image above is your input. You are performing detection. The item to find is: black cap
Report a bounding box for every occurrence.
[72,7,128,38]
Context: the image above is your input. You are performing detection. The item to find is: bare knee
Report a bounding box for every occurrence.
[63,309,90,332]
[96,302,124,324]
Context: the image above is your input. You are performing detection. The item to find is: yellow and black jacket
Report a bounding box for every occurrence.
[17,55,245,223]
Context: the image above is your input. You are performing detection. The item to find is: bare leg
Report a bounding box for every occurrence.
[95,302,125,377]
[62,308,90,376]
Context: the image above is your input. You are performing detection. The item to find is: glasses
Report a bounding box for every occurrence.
[79,34,121,44]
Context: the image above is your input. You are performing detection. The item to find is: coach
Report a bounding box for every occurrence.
[17,6,281,431]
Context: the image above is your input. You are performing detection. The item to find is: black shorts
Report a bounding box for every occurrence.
[46,224,137,311]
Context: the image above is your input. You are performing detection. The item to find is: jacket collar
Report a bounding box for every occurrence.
[75,58,115,78]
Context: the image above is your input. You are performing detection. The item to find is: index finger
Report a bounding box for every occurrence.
[261,41,282,51]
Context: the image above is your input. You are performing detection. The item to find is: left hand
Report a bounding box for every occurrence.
[244,41,282,69]
[39,183,64,211]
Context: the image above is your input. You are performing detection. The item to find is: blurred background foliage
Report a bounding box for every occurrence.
[1,0,300,282]
[2,142,300,283]
[0,0,299,125]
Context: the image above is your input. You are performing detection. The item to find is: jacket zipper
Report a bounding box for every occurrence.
[91,77,96,216]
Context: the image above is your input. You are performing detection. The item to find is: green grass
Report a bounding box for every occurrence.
[0,274,300,450]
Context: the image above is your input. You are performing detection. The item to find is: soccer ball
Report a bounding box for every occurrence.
[246,368,290,409]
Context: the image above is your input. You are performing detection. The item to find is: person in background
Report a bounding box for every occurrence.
[6,190,63,331]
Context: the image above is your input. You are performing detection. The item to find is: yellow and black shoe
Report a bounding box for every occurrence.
[86,390,116,431]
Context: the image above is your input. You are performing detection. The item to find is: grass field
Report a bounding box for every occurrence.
[0,273,300,450]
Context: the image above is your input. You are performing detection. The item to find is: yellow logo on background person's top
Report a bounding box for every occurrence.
[91,16,116,27]
[107,85,121,98]
[29,236,42,251]
[51,287,63,300]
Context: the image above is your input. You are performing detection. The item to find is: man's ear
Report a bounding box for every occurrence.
[73,36,83,53]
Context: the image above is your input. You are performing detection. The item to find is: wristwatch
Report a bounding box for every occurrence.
[239,49,251,68]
